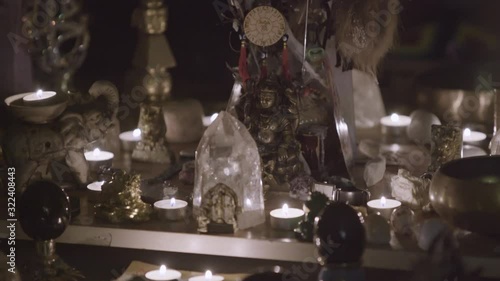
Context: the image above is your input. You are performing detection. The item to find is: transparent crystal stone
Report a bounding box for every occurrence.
[193,111,265,229]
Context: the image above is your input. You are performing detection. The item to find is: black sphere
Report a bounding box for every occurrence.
[314,202,365,265]
[19,181,71,241]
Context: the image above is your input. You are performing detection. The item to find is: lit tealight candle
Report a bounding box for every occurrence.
[202,113,219,127]
[154,198,188,221]
[87,181,105,192]
[119,129,142,151]
[381,113,412,127]
[380,113,411,144]
[145,265,182,281]
[188,270,224,281]
[270,204,304,230]
[367,196,401,221]
[22,89,56,102]
[84,148,114,162]
[462,128,487,144]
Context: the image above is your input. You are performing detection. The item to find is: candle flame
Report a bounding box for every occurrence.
[36,89,43,99]
[133,128,141,138]
[92,148,101,157]
[390,113,399,123]
[381,196,386,207]
[159,265,167,275]
[463,128,471,137]
[170,198,176,207]
[205,270,213,280]
[282,204,289,216]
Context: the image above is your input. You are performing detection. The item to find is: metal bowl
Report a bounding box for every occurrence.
[415,64,496,133]
[4,92,68,124]
[430,156,500,236]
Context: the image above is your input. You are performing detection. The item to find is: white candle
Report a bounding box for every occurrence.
[367,196,401,220]
[154,198,188,221]
[188,270,224,281]
[202,113,219,127]
[145,265,181,281]
[119,129,142,151]
[120,129,142,141]
[87,181,105,192]
[84,148,114,162]
[380,113,412,127]
[22,89,56,102]
[270,204,304,230]
[462,128,487,143]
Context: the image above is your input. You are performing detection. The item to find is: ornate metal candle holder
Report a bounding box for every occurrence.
[127,0,176,164]
[23,0,90,93]
[19,181,84,280]
[428,125,463,173]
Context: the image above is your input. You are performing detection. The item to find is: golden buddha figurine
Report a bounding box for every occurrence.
[240,77,303,191]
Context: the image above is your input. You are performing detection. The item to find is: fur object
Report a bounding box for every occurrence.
[332,0,399,75]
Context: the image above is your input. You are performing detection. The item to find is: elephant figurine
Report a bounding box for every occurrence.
[2,81,120,192]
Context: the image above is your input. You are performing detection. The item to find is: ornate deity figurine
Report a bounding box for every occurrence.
[197,183,240,233]
[94,170,153,223]
[240,77,303,191]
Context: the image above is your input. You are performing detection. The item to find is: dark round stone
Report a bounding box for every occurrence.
[19,181,70,240]
[314,202,365,264]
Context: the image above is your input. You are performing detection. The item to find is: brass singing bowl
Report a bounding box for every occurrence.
[430,156,500,236]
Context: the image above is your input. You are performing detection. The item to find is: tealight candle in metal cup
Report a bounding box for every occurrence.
[367,196,401,221]
[380,113,411,144]
[119,128,142,152]
[154,198,188,221]
[145,265,181,281]
[269,204,304,231]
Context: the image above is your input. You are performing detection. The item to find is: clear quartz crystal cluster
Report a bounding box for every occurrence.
[193,111,265,229]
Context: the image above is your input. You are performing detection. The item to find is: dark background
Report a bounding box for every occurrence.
[74,0,500,105]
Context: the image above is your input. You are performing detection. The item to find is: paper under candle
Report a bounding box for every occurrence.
[145,265,181,281]
[270,204,304,230]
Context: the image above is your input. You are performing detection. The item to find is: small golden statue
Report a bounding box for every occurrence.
[94,170,152,223]
[197,183,240,233]
[238,77,303,191]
